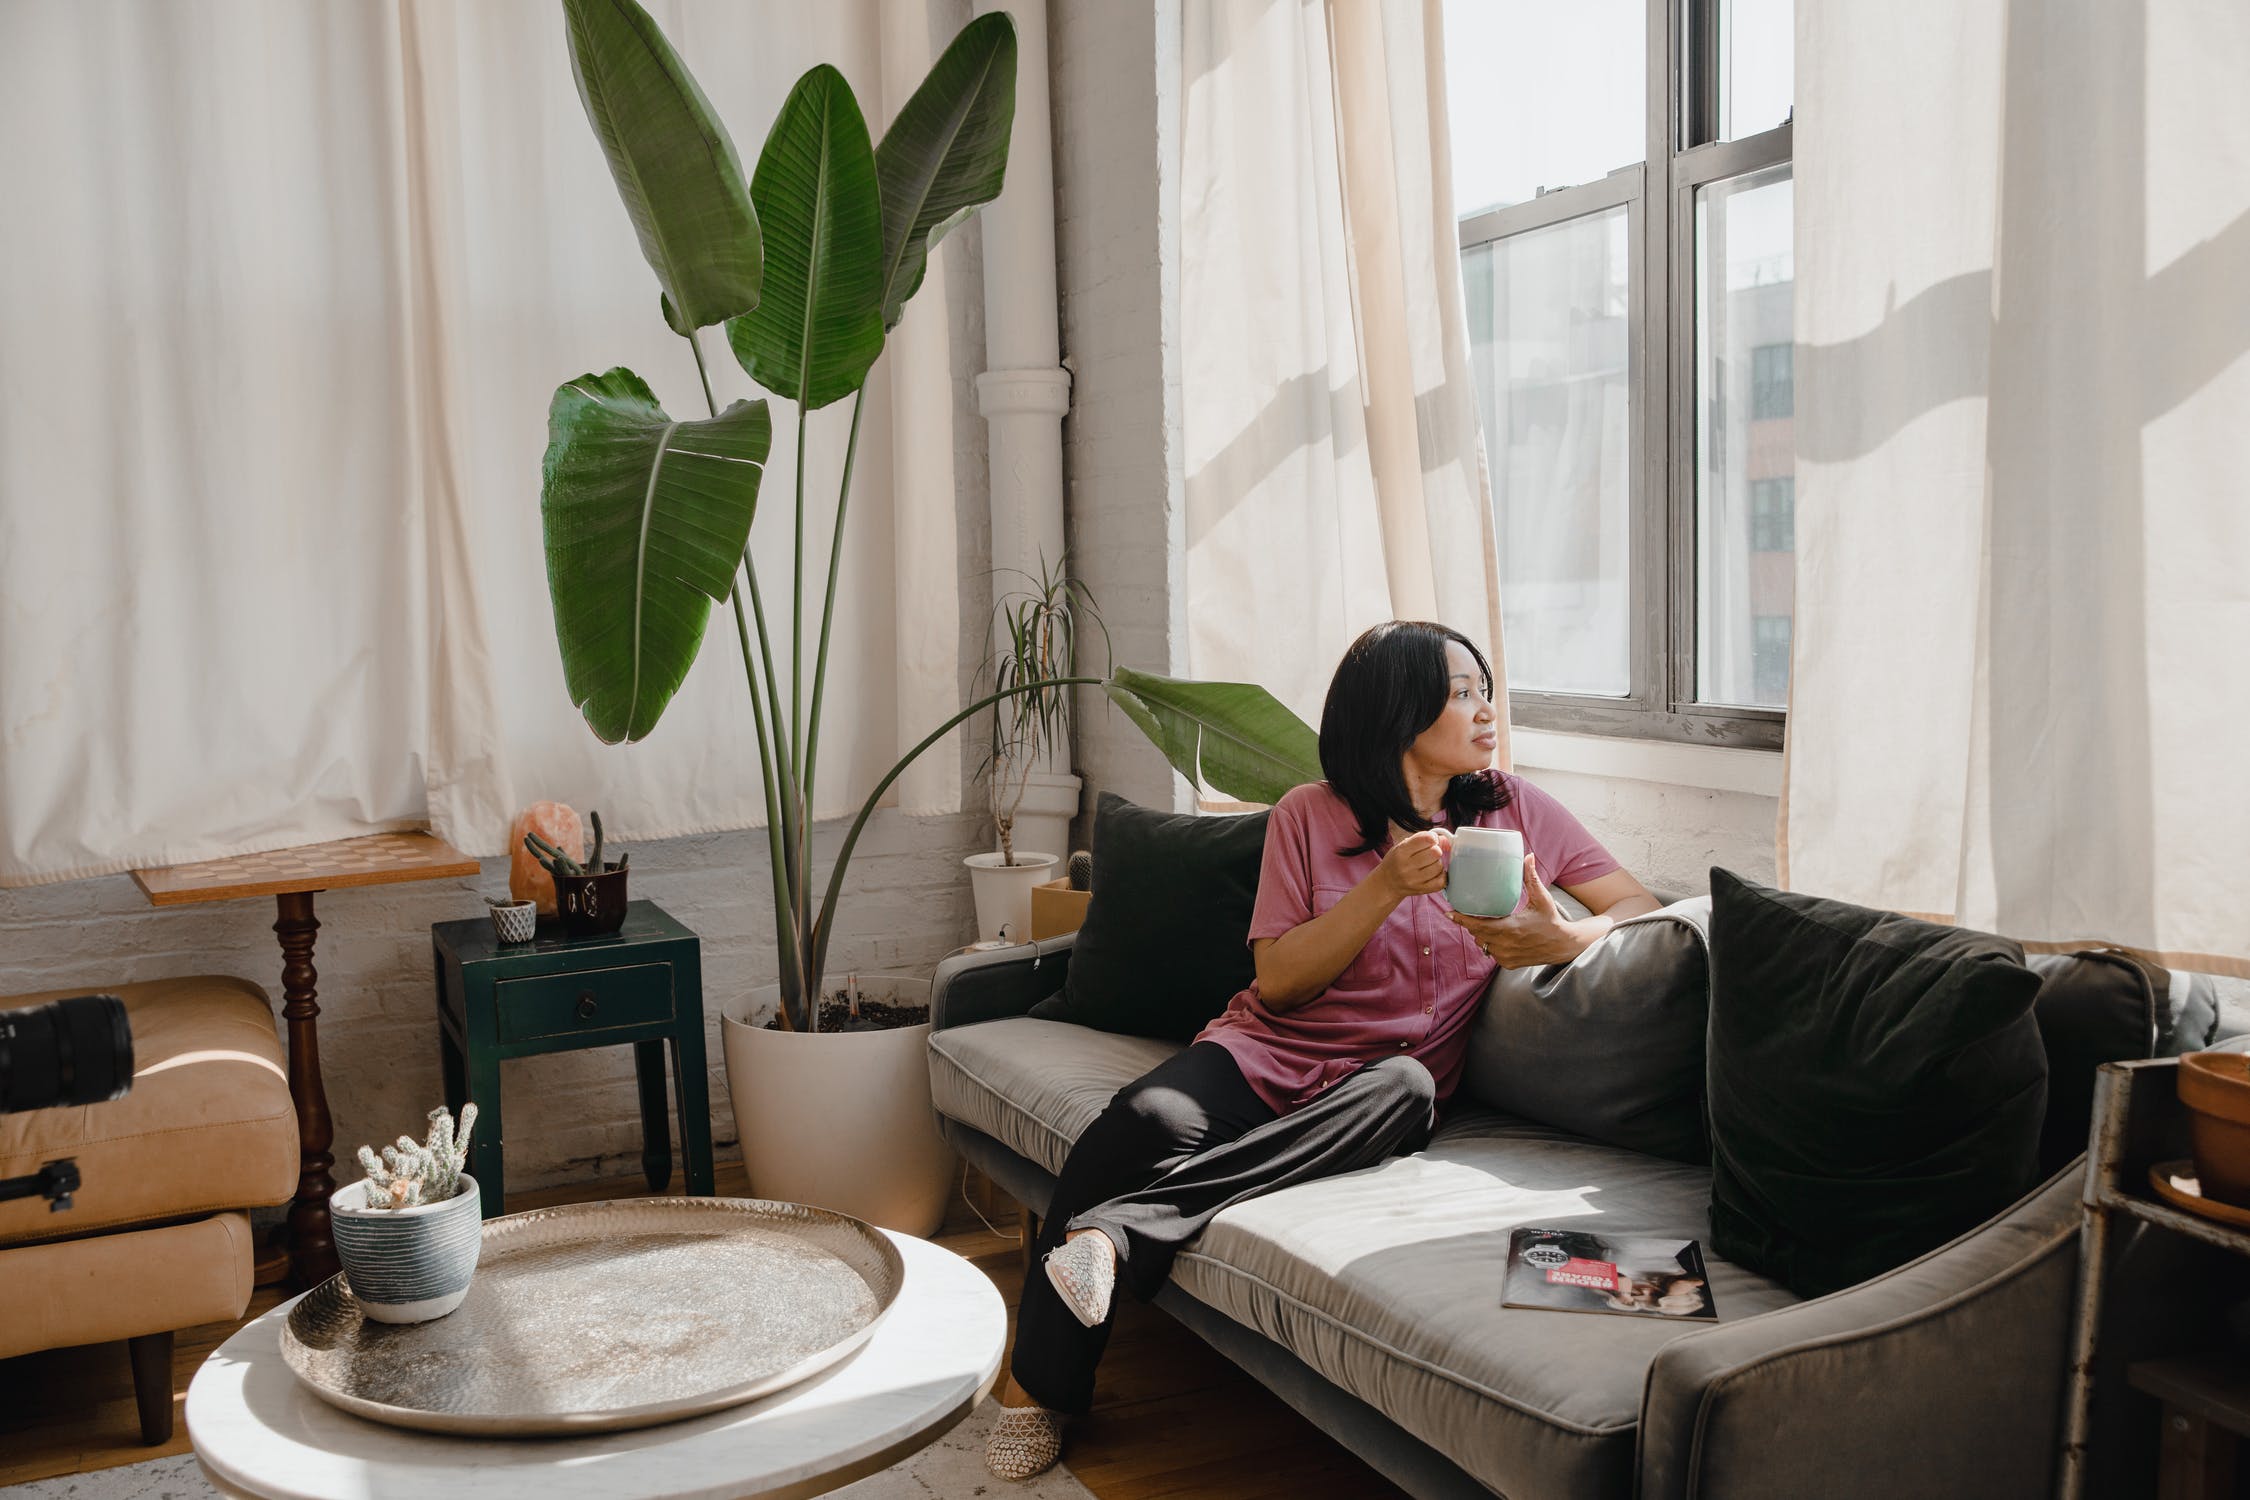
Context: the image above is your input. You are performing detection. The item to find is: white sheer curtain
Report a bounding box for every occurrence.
[0,0,966,885]
[1179,0,1508,741]
[1781,0,2250,974]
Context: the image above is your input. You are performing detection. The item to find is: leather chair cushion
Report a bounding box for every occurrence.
[0,1211,254,1359]
[0,976,297,1247]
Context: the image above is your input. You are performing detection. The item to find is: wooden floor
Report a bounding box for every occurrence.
[0,1164,1407,1498]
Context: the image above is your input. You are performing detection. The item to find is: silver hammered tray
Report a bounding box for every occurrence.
[281,1197,904,1435]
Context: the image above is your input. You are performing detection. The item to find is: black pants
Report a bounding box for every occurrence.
[1010,1041,1438,1414]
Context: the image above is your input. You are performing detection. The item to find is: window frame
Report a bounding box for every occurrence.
[1457,0,1792,750]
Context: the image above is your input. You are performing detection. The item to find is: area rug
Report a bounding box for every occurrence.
[0,1397,1095,1499]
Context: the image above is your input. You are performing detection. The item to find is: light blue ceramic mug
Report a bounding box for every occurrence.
[1445,827,1524,918]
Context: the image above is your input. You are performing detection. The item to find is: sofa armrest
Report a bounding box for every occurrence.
[1637,1162,2083,1500]
[930,935,1075,1032]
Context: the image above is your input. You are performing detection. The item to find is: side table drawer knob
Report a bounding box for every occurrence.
[576,993,598,1020]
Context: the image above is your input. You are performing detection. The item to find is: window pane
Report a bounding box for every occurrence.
[1718,0,1793,141]
[1694,164,1792,709]
[1444,0,1644,216]
[1462,208,1633,698]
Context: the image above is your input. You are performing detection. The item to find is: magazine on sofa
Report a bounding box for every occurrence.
[1501,1227,1718,1320]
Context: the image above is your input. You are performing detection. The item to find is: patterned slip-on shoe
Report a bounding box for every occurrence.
[1043,1231,1117,1329]
[986,1404,1069,1481]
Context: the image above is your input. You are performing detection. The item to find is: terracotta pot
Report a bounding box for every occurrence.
[2179,1052,2250,1207]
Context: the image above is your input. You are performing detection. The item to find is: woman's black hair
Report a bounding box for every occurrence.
[1319,621,1508,857]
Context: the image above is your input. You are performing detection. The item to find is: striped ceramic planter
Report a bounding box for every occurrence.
[329,1175,484,1324]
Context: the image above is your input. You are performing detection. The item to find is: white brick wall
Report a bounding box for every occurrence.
[1509,771,1778,899]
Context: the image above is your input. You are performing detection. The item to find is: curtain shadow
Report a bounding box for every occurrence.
[2136,199,2250,422]
[1791,0,2250,954]
[1793,269,1994,464]
[1184,366,1368,547]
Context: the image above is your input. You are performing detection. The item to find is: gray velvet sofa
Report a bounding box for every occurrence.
[925,899,2183,1500]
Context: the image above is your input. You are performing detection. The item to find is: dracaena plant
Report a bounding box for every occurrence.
[981,553,1103,866]
[544,0,1323,1030]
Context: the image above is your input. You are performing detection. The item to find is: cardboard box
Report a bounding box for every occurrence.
[1031,877,1092,940]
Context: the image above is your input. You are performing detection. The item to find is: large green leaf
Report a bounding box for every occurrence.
[874,13,1017,330]
[726,66,885,409]
[542,368,772,743]
[562,0,761,334]
[1102,668,1323,806]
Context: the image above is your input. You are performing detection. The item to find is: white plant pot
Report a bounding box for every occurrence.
[1001,770,1082,866]
[964,851,1059,945]
[720,976,953,1238]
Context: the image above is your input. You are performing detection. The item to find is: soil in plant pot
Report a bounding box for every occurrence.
[765,990,932,1033]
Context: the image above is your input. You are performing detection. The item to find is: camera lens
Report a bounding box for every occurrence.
[0,994,134,1114]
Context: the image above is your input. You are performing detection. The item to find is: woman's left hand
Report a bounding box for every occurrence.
[1446,855,1597,969]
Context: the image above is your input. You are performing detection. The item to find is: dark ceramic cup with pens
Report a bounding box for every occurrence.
[525,811,630,939]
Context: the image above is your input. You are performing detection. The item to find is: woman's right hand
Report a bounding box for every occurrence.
[1378,829,1452,901]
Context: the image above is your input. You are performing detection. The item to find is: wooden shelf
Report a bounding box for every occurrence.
[2131,1354,2250,1440]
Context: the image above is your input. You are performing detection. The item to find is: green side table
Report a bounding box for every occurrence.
[431,899,714,1219]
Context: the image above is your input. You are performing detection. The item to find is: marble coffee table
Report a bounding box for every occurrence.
[185,1228,1006,1500]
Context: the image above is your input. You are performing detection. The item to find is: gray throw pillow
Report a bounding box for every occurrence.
[1457,897,1712,1164]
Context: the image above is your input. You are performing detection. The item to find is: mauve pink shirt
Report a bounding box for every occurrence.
[1196,770,1620,1113]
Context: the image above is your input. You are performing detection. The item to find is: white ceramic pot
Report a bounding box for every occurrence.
[720,976,953,1237]
[964,851,1059,945]
[329,1175,483,1324]
[1003,771,1082,866]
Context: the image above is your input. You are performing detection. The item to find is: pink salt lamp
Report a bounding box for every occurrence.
[508,801,586,916]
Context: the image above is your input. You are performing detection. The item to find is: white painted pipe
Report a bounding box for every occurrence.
[974,0,1072,776]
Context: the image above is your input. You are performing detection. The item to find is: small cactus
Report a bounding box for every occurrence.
[352,1103,477,1211]
[1068,849,1092,892]
[525,809,624,876]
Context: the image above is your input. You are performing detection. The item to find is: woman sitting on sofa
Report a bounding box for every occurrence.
[987,619,1661,1481]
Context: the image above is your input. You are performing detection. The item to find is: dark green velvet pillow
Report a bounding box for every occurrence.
[1706,868,2048,1299]
[1028,793,1270,1042]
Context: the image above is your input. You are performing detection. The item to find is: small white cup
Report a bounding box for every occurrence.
[490,899,538,944]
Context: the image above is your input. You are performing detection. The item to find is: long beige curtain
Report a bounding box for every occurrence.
[0,0,966,885]
[1179,0,1507,742]
[1781,0,2250,974]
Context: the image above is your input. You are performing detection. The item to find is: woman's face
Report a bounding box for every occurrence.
[1403,639,1498,782]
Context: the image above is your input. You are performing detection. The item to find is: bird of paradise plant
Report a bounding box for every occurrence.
[542,0,1320,1031]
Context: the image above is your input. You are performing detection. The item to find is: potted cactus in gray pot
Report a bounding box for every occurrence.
[330,1104,483,1324]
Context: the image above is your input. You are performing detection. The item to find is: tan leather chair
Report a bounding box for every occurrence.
[0,976,297,1442]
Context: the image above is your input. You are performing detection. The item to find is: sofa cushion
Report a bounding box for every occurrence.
[1458,897,1712,1163]
[1169,1107,1800,1500]
[2030,949,2214,1174]
[1705,869,2047,1299]
[0,976,297,1247]
[1027,793,1269,1041]
[928,1017,1184,1174]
